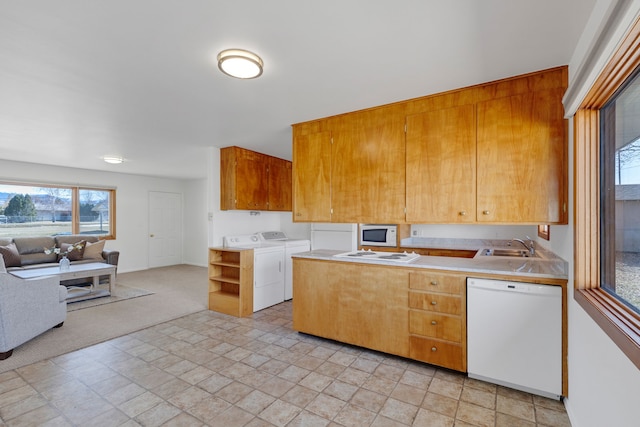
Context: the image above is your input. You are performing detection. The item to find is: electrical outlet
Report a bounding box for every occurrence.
[412,230,418,236]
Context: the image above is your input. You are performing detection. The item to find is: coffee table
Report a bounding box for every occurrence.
[10,262,117,302]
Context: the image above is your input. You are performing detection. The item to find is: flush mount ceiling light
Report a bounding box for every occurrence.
[217,48,263,79]
[103,156,124,164]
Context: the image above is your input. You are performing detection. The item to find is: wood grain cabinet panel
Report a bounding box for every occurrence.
[408,270,466,372]
[476,87,567,223]
[409,336,464,372]
[292,130,332,221]
[406,105,476,223]
[221,146,292,212]
[268,157,292,211]
[409,310,462,342]
[331,113,406,223]
[293,258,409,357]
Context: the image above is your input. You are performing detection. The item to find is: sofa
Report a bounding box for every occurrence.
[0,254,67,360]
[0,235,119,285]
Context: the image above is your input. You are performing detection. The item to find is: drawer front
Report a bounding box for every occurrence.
[409,310,462,342]
[409,272,464,294]
[409,291,462,315]
[410,336,464,372]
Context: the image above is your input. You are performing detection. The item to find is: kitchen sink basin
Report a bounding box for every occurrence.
[478,248,531,258]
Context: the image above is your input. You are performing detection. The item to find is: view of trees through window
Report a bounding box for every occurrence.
[602,70,640,314]
[0,184,113,238]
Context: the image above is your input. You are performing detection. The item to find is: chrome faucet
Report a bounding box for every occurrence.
[509,236,535,256]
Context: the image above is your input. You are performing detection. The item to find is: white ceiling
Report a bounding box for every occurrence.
[0,0,596,180]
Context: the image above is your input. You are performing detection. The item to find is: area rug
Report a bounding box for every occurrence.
[0,264,208,373]
[66,284,153,311]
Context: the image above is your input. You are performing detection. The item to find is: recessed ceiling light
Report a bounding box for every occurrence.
[103,156,124,164]
[217,49,263,79]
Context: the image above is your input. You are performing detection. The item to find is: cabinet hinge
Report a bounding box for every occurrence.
[330,208,333,214]
[404,123,407,133]
[563,202,567,213]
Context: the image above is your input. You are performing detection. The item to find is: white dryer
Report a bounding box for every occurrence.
[257,231,311,300]
[223,234,285,312]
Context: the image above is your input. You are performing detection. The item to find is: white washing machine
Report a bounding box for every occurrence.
[223,234,285,312]
[257,231,311,300]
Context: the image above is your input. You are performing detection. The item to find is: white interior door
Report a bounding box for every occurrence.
[148,191,182,268]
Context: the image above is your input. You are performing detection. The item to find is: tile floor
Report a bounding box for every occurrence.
[0,301,571,426]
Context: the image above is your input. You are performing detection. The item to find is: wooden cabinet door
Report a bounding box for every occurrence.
[331,114,406,223]
[292,130,332,221]
[476,88,567,223]
[406,105,476,222]
[235,149,269,210]
[293,258,409,357]
[268,157,292,211]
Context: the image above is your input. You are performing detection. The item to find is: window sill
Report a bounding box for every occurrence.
[575,288,640,369]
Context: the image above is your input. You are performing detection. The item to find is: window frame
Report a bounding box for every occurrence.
[574,16,640,370]
[0,181,116,240]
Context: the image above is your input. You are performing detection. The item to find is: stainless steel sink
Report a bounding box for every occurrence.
[478,248,531,258]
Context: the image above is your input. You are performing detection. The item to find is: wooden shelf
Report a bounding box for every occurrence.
[208,247,253,317]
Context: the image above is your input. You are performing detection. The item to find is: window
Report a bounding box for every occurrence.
[574,16,640,369]
[600,69,640,314]
[0,183,116,239]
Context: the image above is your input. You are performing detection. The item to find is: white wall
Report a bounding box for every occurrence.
[0,159,197,273]
[183,178,209,267]
[563,2,640,426]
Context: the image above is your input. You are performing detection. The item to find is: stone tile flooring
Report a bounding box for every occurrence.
[0,301,571,426]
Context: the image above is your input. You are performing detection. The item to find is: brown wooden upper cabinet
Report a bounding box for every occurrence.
[406,104,476,223]
[292,130,332,221]
[292,66,569,224]
[220,146,292,211]
[476,88,567,223]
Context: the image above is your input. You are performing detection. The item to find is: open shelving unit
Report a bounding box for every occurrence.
[208,247,253,317]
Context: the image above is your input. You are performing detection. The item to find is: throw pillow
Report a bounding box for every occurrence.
[83,239,105,261]
[0,242,21,267]
[59,240,86,261]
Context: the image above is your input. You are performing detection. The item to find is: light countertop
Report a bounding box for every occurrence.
[293,238,568,280]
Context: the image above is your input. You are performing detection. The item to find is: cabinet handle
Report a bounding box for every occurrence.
[430,281,438,286]
[459,210,466,216]
[431,347,437,352]
[431,320,437,325]
[295,212,302,217]
[431,301,437,305]
[482,210,490,215]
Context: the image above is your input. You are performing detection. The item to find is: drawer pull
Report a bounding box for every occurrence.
[459,210,466,216]
[482,210,490,215]
[431,301,437,305]
[431,347,437,352]
[430,281,438,286]
[431,320,437,325]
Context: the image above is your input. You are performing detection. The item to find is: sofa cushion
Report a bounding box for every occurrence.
[59,240,86,261]
[0,243,21,267]
[83,239,105,261]
[13,237,58,265]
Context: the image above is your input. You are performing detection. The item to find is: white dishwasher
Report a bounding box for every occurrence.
[467,278,562,399]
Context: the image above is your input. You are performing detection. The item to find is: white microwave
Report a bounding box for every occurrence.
[360,224,397,247]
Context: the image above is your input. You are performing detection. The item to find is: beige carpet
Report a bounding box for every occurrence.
[0,264,209,373]
[66,284,153,311]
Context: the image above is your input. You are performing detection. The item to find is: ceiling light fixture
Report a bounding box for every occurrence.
[217,49,263,79]
[103,156,124,164]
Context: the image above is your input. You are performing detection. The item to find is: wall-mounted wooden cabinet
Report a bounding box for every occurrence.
[292,130,331,221]
[292,66,568,224]
[405,104,476,223]
[220,146,292,212]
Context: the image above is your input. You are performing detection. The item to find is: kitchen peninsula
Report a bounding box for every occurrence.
[291,239,568,396]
